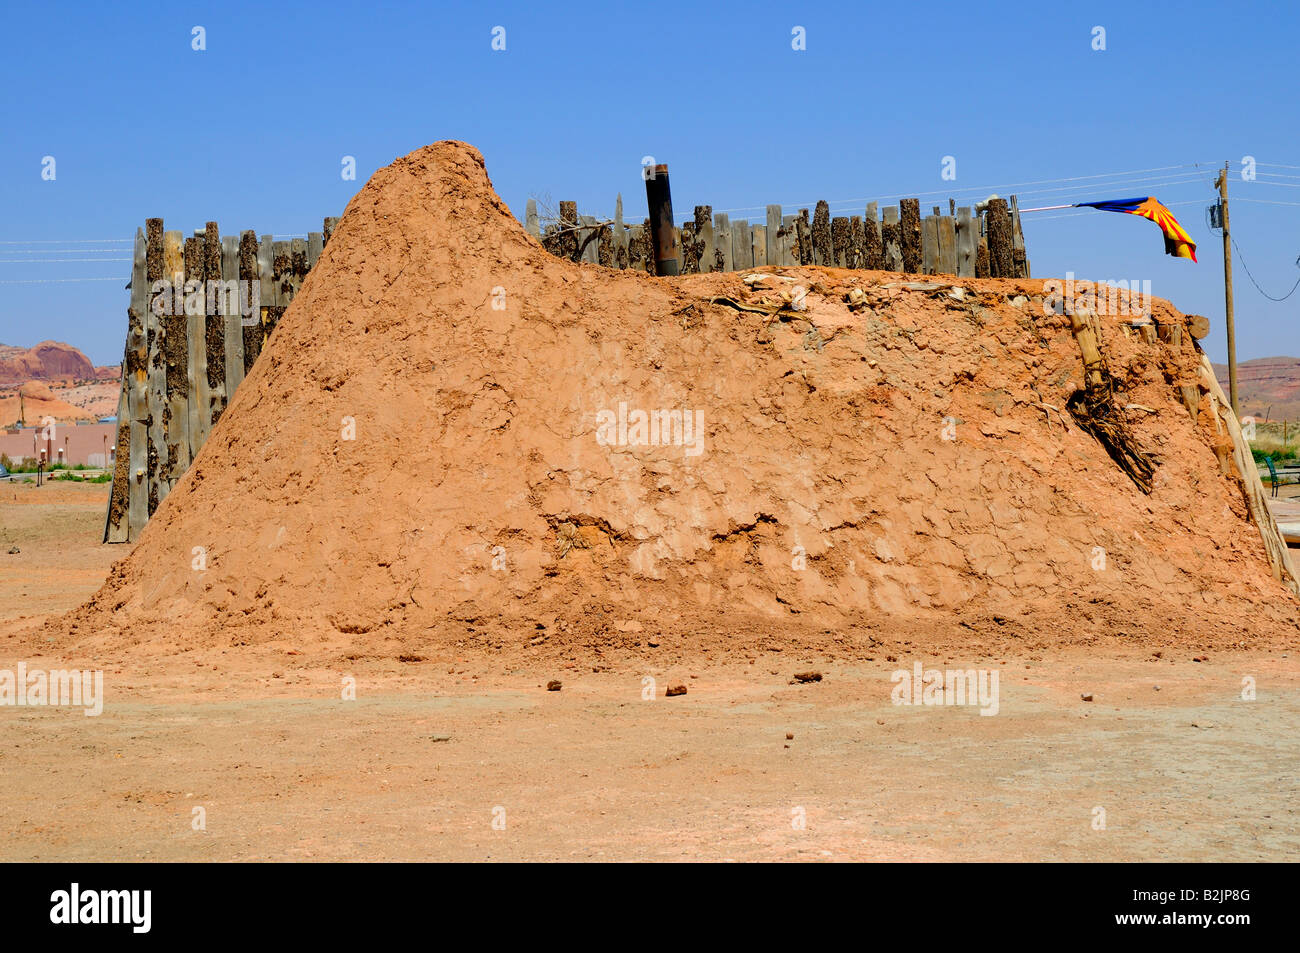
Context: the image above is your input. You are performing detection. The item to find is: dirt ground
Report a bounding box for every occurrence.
[1,485,1296,861]
[0,482,121,623]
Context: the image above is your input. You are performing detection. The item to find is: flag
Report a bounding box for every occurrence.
[1075,197,1197,262]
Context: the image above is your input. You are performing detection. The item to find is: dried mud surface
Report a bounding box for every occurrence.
[19,141,1300,667]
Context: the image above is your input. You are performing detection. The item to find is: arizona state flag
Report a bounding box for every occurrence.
[1075,197,1197,262]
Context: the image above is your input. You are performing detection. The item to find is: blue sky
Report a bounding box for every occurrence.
[1,0,1296,366]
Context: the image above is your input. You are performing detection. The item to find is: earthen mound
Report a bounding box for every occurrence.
[57,142,1300,659]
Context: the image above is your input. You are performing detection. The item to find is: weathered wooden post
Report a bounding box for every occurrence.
[831,216,849,268]
[765,205,781,269]
[921,216,939,274]
[848,216,864,268]
[812,201,832,266]
[694,206,714,272]
[956,207,976,277]
[881,207,903,272]
[238,231,260,377]
[613,194,626,268]
[188,236,212,456]
[986,198,1013,277]
[150,228,183,511]
[104,228,148,543]
[899,198,922,273]
[1010,195,1029,277]
[644,164,679,276]
[938,215,957,276]
[712,211,733,271]
[731,219,751,270]
[863,203,882,270]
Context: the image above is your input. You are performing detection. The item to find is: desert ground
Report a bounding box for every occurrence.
[2,481,1295,862]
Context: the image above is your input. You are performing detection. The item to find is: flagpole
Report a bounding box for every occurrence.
[1018,204,1077,212]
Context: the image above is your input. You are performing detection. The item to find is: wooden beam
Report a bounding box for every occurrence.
[921,216,939,275]
[1010,194,1029,278]
[812,201,832,266]
[105,228,147,543]
[986,198,1013,277]
[250,234,273,369]
[525,198,540,238]
[731,219,751,270]
[185,234,210,465]
[238,231,259,378]
[150,229,183,510]
[863,202,882,270]
[937,215,958,276]
[714,212,732,271]
[881,206,903,272]
[765,205,781,270]
[899,199,922,273]
[956,207,975,277]
[613,194,626,269]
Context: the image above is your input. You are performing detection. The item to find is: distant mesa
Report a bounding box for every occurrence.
[0,341,121,425]
[0,340,107,387]
[1213,357,1300,421]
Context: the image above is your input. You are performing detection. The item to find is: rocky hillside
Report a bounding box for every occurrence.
[0,341,115,386]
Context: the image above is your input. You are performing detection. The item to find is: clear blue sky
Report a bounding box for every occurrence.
[1,0,1296,366]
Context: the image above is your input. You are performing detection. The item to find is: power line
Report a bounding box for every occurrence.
[1241,178,1300,189]
[0,238,131,245]
[0,277,125,284]
[0,258,130,263]
[710,162,1218,215]
[1230,237,1300,302]
[0,248,130,254]
[1234,197,1300,207]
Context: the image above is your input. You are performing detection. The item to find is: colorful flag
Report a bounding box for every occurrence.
[1074,197,1197,262]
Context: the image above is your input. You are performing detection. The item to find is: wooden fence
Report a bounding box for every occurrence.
[103,217,338,542]
[529,194,1030,279]
[103,191,1030,542]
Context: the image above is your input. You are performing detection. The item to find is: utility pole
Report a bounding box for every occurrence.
[1216,161,1239,416]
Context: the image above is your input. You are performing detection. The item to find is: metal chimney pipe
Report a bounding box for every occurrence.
[644,164,679,276]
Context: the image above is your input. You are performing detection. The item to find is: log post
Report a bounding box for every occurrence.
[863,202,882,270]
[765,205,781,270]
[149,229,182,511]
[881,206,903,272]
[986,198,1013,277]
[644,165,678,276]
[104,228,148,543]
[812,200,832,266]
[831,216,850,268]
[899,198,922,273]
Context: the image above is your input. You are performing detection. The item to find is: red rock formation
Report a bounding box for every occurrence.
[0,341,97,386]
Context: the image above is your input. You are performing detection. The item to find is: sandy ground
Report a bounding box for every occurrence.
[1,485,1296,861]
[0,482,121,623]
